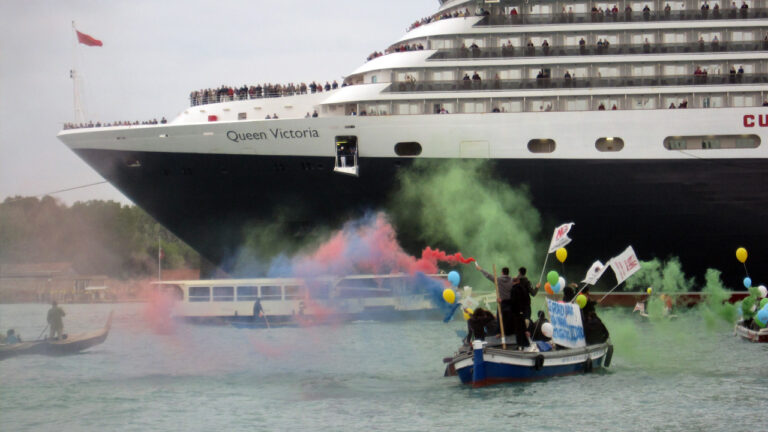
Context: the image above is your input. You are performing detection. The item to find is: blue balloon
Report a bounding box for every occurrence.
[756,308,768,325]
[552,282,562,294]
[744,277,752,289]
[448,271,460,287]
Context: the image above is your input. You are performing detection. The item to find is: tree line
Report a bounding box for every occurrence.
[0,196,199,278]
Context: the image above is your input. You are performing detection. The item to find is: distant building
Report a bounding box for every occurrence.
[0,262,107,303]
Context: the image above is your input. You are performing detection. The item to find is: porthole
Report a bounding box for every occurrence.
[527,139,556,153]
[664,134,761,150]
[395,142,422,156]
[595,137,625,152]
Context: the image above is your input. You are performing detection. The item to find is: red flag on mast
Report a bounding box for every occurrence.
[76,30,103,47]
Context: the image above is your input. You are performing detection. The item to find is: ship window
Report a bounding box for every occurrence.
[284,285,305,299]
[212,286,234,302]
[189,287,210,302]
[595,137,625,152]
[260,285,282,300]
[527,139,556,153]
[237,286,259,301]
[238,112,247,120]
[663,135,760,150]
[395,142,422,156]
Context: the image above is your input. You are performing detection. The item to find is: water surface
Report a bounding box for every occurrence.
[1,303,765,431]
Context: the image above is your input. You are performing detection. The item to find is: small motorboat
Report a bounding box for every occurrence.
[443,338,613,387]
[0,311,113,361]
[734,320,768,343]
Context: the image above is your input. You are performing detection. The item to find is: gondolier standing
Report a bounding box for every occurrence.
[47,301,66,340]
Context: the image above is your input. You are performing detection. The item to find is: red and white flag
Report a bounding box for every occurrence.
[76,30,103,47]
[548,222,575,253]
[609,246,641,285]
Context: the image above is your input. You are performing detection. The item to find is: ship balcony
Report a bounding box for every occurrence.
[429,40,767,60]
[477,7,768,26]
[385,72,768,93]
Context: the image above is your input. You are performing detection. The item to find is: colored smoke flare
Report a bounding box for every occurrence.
[279,212,475,278]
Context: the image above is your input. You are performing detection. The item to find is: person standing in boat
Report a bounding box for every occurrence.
[513,267,537,322]
[475,264,529,348]
[252,299,265,322]
[47,301,66,340]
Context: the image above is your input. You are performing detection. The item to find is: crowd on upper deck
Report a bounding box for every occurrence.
[189,80,347,106]
[63,118,168,130]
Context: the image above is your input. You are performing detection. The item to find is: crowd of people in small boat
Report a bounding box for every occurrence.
[63,118,168,130]
[465,264,609,350]
[189,81,346,106]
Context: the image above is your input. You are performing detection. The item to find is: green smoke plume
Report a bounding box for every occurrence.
[388,159,544,292]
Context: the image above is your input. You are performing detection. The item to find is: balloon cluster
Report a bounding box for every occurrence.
[545,270,566,295]
[741,283,768,328]
[442,271,460,304]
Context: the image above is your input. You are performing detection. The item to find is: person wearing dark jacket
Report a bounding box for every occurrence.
[465,307,498,342]
[579,286,610,344]
[513,267,537,321]
[476,263,529,348]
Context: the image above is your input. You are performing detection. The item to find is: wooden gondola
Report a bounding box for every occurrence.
[0,311,113,361]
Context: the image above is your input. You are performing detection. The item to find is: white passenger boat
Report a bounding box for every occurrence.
[155,273,448,327]
[58,0,768,279]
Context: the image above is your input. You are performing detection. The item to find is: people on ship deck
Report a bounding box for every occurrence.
[47,301,66,340]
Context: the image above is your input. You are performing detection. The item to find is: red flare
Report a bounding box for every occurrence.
[420,246,476,266]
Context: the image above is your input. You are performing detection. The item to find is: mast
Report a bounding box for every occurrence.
[71,21,86,124]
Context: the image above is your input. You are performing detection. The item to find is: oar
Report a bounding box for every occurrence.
[493,264,507,350]
[263,313,271,329]
[37,325,49,340]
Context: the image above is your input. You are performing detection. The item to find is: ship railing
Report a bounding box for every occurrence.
[386,73,768,93]
[477,7,768,26]
[429,40,767,61]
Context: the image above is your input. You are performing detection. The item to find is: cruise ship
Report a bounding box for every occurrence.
[58,0,768,280]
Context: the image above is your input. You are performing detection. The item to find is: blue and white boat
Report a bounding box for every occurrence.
[443,338,613,387]
[443,298,613,386]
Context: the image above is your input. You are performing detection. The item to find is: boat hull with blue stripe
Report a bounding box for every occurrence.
[445,339,613,387]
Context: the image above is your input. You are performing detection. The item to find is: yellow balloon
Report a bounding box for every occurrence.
[556,247,568,263]
[442,288,456,304]
[576,294,587,309]
[463,308,474,321]
[647,287,653,295]
[736,247,748,263]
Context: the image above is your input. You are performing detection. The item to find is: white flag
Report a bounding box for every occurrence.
[610,246,641,285]
[582,260,607,285]
[548,222,575,253]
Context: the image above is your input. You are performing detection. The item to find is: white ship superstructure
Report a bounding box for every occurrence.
[58,0,768,278]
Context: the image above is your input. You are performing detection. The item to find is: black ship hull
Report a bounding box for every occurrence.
[74,148,768,284]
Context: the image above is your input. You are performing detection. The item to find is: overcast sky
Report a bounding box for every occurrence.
[0,0,436,205]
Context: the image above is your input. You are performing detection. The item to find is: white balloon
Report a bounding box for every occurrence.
[759,285,768,298]
[541,322,554,338]
[558,276,566,289]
